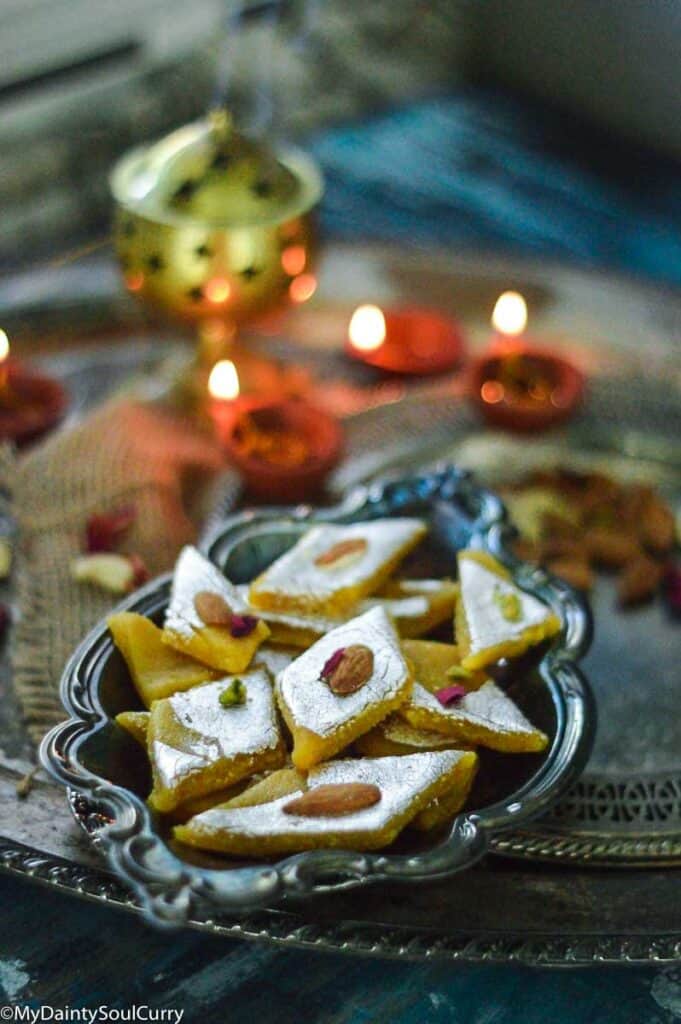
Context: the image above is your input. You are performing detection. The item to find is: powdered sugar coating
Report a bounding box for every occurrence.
[165,546,253,641]
[277,606,409,737]
[459,555,554,656]
[151,669,280,789]
[409,679,538,736]
[250,519,426,602]
[187,750,466,838]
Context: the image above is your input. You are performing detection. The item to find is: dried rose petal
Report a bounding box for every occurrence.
[86,506,136,553]
[663,566,681,619]
[128,553,150,589]
[320,647,346,681]
[435,684,467,707]
[229,614,259,638]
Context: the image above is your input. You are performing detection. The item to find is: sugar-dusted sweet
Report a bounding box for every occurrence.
[174,750,473,856]
[162,546,270,673]
[410,750,478,831]
[275,606,412,770]
[147,668,286,812]
[367,578,459,638]
[108,611,217,705]
[115,709,150,745]
[399,678,548,753]
[456,549,561,670]
[401,639,486,693]
[355,714,472,757]
[248,518,427,617]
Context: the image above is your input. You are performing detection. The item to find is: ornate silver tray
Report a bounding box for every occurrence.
[40,466,594,927]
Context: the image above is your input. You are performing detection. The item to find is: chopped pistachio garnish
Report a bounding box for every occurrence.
[493,586,523,623]
[446,664,473,680]
[219,678,247,707]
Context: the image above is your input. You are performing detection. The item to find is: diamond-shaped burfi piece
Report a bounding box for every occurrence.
[248,518,427,617]
[401,639,487,692]
[355,715,473,757]
[399,679,548,753]
[364,578,459,638]
[174,750,473,856]
[109,612,217,705]
[276,606,412,770]
[147,667,285,812]
[410,750,478,832]
[163,546,270,673]
[115,709,150,746]
[456,550,561,670]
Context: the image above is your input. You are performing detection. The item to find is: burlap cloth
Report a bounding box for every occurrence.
[5,400,226,746]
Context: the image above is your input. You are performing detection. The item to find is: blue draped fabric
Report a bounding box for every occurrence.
[310,91,681,286]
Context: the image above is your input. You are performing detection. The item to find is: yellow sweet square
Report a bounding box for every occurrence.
[163,546,269,673]
[147,668,285,812]
[249,518,427,617]
[276,606,412,770]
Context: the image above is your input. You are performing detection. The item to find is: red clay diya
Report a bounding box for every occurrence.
[345,304,465,375]
[470,346,584,432]
[0,351,66,446]
[211,386,343,501]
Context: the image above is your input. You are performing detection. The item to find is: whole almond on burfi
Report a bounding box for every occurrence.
[283,782,381,817]
[584,528,640,569]
[323,644,375,695]
[314,537,368,569]
[617,555,664,608]
[194,591,233,626]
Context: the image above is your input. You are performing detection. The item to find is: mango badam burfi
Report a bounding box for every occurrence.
[456,550,561,671]
[355,715,473,757]
[248,518,427,617]
[174,750,472,856]
[148,667,285,812]
[108,612,217,706]
[238,577,456,648]
[366,579,459,638]
[116,709,150,746]
[162,546,270,673]
[276,605,412,770]
[399,679,548,754]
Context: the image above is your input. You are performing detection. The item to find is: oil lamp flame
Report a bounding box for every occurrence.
[348,305,386,352]
[0,330,9,363]
[208,359,240,401]
[491,292,527,337]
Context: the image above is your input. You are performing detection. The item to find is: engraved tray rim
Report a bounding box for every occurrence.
[39,466,595,929]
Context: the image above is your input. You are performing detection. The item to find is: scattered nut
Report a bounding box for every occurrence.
[283,782,381,817]
[639,496,675,555]
[546,556,594,592]
[584,528,640,570]
[71,554,136,594]
[86,506,136,554]
[617,555,665,608]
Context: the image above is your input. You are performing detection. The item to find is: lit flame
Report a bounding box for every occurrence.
[208,359,240,401]
[491,291,527,336]
[281,245,306,277]
[348,305,386,352]
[204,277,232,305]
[0,330,9,363]
[289,273,317,304]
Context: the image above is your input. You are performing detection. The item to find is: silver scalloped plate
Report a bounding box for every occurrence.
[40,466,595,928]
